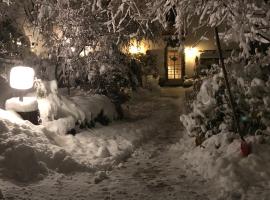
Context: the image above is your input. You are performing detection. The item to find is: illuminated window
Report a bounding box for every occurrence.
[167,50,181,79]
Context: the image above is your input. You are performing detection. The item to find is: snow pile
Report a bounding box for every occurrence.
[34,80,117,134]
[0,109,94,181]
[70,94,118,122]
[0,114,54,182]
[38,93,118,135]
[178,132,270,197]
[36,81,85,123]
[0,108,24,124]
[5,97,38,112]
[0,85,173,182]
[43,116,76,136]
[3,144,48,182]
[44,90,176,169]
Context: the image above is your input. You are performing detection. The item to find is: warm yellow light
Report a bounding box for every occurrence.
[184,47,200,61]
[10,66,35,90]
[128,39,148,54]
[129,45,142,54]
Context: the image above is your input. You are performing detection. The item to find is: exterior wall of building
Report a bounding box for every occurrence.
[146,40,166,80]
[127,37,204,80]
[134,28,238,81]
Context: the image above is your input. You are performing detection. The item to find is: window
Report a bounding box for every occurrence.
[167,50,181,79]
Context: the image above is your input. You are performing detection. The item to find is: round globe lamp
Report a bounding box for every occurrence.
[10,66,35,101]
[6,66,39,125]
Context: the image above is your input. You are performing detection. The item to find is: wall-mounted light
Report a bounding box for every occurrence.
[128,39,147,55]
[184,47,200,61]
[129,45,142,54]
[10,66,35,91]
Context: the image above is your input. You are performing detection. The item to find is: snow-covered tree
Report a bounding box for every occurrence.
[105,0,270,55]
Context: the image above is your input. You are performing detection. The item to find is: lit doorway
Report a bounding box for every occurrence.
[167,50,181,80]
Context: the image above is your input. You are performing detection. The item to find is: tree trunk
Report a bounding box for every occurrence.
[214,27,244,141]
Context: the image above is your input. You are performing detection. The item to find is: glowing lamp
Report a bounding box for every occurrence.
[10,66,35,90]
[184,47,200,61]
[128,41,147,54]
[129,45,141,54]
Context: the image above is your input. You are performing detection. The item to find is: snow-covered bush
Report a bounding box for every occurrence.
[34,79,118,132]
[34,79,85,123]
[181,50,270,143]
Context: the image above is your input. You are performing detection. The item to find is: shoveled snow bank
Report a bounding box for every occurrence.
[40,89,177,170]
[0,89,178,182]
[0,112,55,181]
[175,130,270,198]
[70,95,118,121]
[0,109,94,181]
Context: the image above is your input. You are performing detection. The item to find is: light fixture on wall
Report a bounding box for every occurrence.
[184,47,200,61]
[128,39,147,54]
[129,45,142,54]
[10,66,35,101]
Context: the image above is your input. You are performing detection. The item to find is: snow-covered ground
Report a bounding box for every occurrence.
[1,84,270,200]
[173,132,270,199]
[0,87,219,200]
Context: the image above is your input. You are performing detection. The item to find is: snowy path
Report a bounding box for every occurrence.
[0,91,218,200]
[82,112,216,200]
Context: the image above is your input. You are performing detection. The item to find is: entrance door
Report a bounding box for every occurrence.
[167,50,181,79]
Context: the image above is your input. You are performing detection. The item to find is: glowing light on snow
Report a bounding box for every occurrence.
[10,66,35,90]
[184,47,200,61]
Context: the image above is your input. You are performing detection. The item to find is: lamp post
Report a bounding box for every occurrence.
[6,66,39,125]
[10,66,35,101]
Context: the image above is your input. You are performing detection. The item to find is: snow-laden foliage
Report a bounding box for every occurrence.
[0,0,160,98]
[2,0,269,84]
[181,50,270,142]
[1,0,270,58]
[105,0,270,56]
[0,1,33,57]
